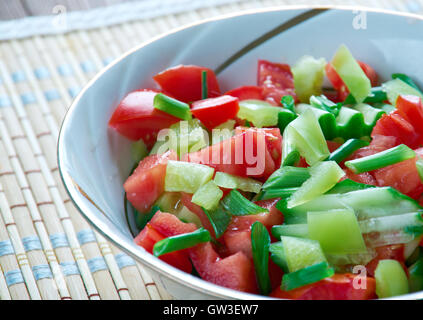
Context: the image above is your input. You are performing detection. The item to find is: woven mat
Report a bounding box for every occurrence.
[0,0,422,300]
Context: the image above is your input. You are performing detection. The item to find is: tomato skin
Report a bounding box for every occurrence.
[396,95,423,135]
[189,242,258,293]
[366,244,407,277]
[341,169,377,185]
[191,95,240,130]
[225,86,264,101]
[149,210,197,237]
[124,150,177,213]
[153,65,221,103]
[257,60,296,105]
[270,274,376,300]
[108,90,179,145]
[134,224,192,273]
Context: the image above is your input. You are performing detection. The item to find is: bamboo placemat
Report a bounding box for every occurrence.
[0,0,422,300]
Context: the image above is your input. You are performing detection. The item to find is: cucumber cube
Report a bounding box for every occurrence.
[238,100,283,128]
[165,160,214,193]
[191,180,223,211]
[308,208,367,255]
[292,55,326,103]
[375,259,409,298]
[382,78,423,105]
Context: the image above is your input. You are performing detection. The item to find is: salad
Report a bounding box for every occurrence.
[109,44,423,300]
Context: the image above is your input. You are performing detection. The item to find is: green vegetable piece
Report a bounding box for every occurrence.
[287,161,345,209]
[238,99,283,128]
[281,261,334,291]
[191,181,223,211]
[154,192,181,214]
[212,120,235,145]
[310,95,341,116]
[165,160,214,193]
[375,259,409,298]
[416,156,423,182]
[408,258,423,293]
[202,203,231,239]
[345,144,415,174]
[221,190,268,216]
[168,119,209,157]
[281,125,301,166]
[154,93,192,120]
[392,73,423,94]
[251,222,272,295]
[359,212,423,234]
[272,224,309,239]
[278,109,297,133]
[281,95,296,112]
[131,139,148,163]
[153,228,211,257]
[327,138,369,163]
[344,87,388,105]
[281,236,326,272]
[308,208,367,255]
[263,166,310,190]
[201,70,208,99]
[259,187,299,201]
[325,178,375,194]
[331,44,371,103]
[269,241,289,272]
[214,172,262,194]
[177,206,202,228]
[292,55,326,103]
[136,205,160,230]
[382,78,423,105]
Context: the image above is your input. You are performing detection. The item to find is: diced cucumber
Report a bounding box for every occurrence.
[286,161,345,209]
[212,120,235,145]
[326,250,377,267]
[149,137,169,155]
[214,172,262,194]
[165,160,214,193]
[177,206,203,227]
[284,109,330,166]
[325,178,375,194]
[154,192,182,214]
[281,125,300,166]
[331,44,371,103]
[169,119,209,157]
[365,230,414,248]
[375,259,409,298]
[292,55,326,103]
[408,258,423,293]
[281,236,327,273]
[263,166,310,190]
[281,262,334,291]
[131,139,148,163]
[296,103,338,140]
[359,212,423,234]
[272,224,309,239]
[308,209,367,255]
[382,78,423,105]
[269,241,289,272]
[237,100,282,128]
[191,181,223,211]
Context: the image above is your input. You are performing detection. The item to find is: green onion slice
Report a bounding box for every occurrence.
[251,222,272,295]
[202,204,232,239]
[263,166,310,190]
[281,261,334,291]
[201,70,208,99]
[153,228,211,257]
[310,95,341,116]
[281,95,296,113]
[154,93,192,120]
[259,187,299,201]
[345,144,415,174]
[327,138,369,163]
[221,190,268,216]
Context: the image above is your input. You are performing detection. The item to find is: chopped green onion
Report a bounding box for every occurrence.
[238,100,282,128]
[251,222,272,295]
[153,228,211,257]
[345,144,415,174]
[270,241,289,272]
[154,93,192,120]
[292,55,326,103]
[327,138,369,163]
[344,87,388,105]
[278,109,297,133]
[325,178,375,194]
[309,95,341,116]
[191,181,223,211]
[214,172,262,194]
[165,160,214,193]
[263,166,310,190]
[272,224,309,239]
[201,70,208,99]
[281,125,301,166]
[221,190,268,216]
[281,262,334,291]
[404,225,423,237]
[281,95,296,112]
[259,187,299,201]
[392,73,423,94]
[202,204,232,239]
[409,258,423,293]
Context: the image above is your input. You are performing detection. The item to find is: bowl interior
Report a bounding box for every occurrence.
[58,6,423,299]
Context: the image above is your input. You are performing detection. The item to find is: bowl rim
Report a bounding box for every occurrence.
[58,4,423,300]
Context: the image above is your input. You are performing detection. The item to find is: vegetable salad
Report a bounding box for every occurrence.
[109,44,423,300]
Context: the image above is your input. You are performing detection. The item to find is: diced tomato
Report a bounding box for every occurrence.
[149,210,197,237]
[371,110,421,148]
[189,242,258,293]
[373,147,423,199]
[108,89,179,146]
[184,129,278,180]
[191,95,239,130]
[366,244,407,277]
[124,150,177,213]
[153,65,221,103]
[134,224,192,273]
[225,85,264,101]
[341,169,377,186]
[396,95,423,136]
[325,61,378,102]
[257,60,296,105]
[270,274,376,300]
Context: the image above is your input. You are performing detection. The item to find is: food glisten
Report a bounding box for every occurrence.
[110,45,423,300]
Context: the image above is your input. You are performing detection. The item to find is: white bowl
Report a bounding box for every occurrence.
[58,5,423,300]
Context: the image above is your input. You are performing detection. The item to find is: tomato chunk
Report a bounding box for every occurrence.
[153,65,221,103]
[124,150,177,213]
[109,89,179,145]
[396,95,423,136]
[149,210,197,237]
[257,60,296,105]
[225,86,264,101]
[270,274,376,300]
[134,224,192,273]
[189,242,258,293]
[191,95,239,130]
